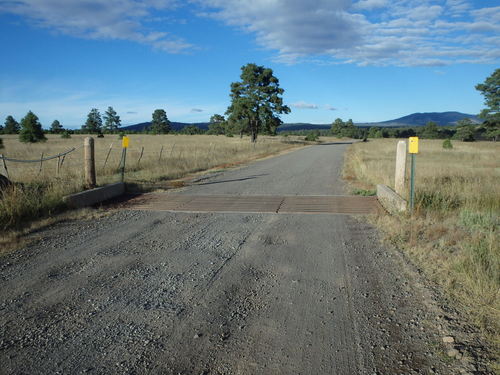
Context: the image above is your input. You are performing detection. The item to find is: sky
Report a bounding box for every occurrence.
[0,0,499,128]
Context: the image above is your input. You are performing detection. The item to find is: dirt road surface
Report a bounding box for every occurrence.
[0,143,474,374]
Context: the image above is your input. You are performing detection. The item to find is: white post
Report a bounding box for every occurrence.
[395,140,407,196]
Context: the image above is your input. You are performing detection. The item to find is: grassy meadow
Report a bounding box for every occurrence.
[0,133,306,237]
[344,139,499,358]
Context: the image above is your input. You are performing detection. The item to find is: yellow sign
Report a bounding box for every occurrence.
[122,136,129,148]
[409,137,419,154]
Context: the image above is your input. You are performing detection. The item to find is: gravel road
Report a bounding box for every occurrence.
[0,143,475,374]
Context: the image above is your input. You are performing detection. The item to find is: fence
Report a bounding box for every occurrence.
[0,147,77,179]
[0,134,297,188]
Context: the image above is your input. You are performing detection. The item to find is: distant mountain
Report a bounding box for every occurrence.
[120,112,481,132]
[121,121,210,132]
[278,123,332,131]
[359,111,481,127]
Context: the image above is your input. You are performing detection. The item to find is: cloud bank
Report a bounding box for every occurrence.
[202,0,500,66]
[0,0,192,53]
[1,0,498,66]
[292,101,319,110]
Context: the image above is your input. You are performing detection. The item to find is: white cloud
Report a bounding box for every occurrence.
[203,0,366,55]
[292,101,319,110]
[352,0,388,11]
[1,0,498,66]
[325,105,337,111]
[190,108,203,112]
[0,0,192,53]
[200,0,500,66]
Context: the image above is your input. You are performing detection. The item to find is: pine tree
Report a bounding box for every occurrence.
[207,114,227,135]
[50,120,63,134]
[453,119,475,142]
[476,69,499,123]
[226,63,290,142]
[103,106,121,133]
[419,121,439,139]
[4,116,20,134]
[331,118,345,136]
[19,111,46,143]
[82,108,103,134]
[150,109,171,134]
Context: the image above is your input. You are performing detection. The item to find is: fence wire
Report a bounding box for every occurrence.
[0,147,76,163]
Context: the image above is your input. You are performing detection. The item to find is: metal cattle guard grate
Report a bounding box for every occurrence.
[123,194,382,215]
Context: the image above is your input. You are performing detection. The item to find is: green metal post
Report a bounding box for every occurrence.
[409,153,416,213]
[120,148,127,182]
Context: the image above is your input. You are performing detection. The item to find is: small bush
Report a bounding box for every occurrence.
[305,133,318,141]
[442,139,453,149]
[97,133,104,138]
[225,133,234,137]
[0,138,3,149]
[60,131,71,139]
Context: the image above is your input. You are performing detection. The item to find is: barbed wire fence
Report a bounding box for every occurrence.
[0,139,202,185]
[0,135,285,186]
[0,147,78,180]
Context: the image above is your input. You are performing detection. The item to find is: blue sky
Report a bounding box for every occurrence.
[0,0,499,128]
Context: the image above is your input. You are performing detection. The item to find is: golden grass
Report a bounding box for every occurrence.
[344,138,500,363]
[0,134,306,234]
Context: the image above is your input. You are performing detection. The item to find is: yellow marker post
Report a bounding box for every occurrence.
[120,136,129,182]
[408,136,419,154]
[408,137,418,213]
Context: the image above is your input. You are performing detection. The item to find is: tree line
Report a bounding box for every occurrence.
[1,66,498,143]
[323,117,496,141]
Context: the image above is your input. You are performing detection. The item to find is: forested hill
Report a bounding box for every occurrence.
[359,111,481,127]
[121,121,210,132]
[120,111,480,132]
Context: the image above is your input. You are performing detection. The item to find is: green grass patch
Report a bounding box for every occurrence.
[352,188,376,196]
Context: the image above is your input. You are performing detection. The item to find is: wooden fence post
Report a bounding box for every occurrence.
[137,146,144,166]
[395,140,407,196]
[38,152,44,174]
[158,145,164,161]
[84,137,96,188]
[0,155,8,178]
[103,143,113,168]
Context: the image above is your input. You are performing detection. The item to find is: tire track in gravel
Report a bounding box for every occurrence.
[0,143,477,375]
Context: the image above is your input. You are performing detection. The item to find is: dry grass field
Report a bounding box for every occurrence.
[344,138,500,362]
[0,134,306,236]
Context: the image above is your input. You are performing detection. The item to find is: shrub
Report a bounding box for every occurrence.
[225,133,234,137]
[60,131,71,139]
[305,133,318,141]
[442,139,453,149]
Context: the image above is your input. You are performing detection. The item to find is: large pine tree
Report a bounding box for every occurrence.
[476,68,500,141]
[226,63,290,142]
